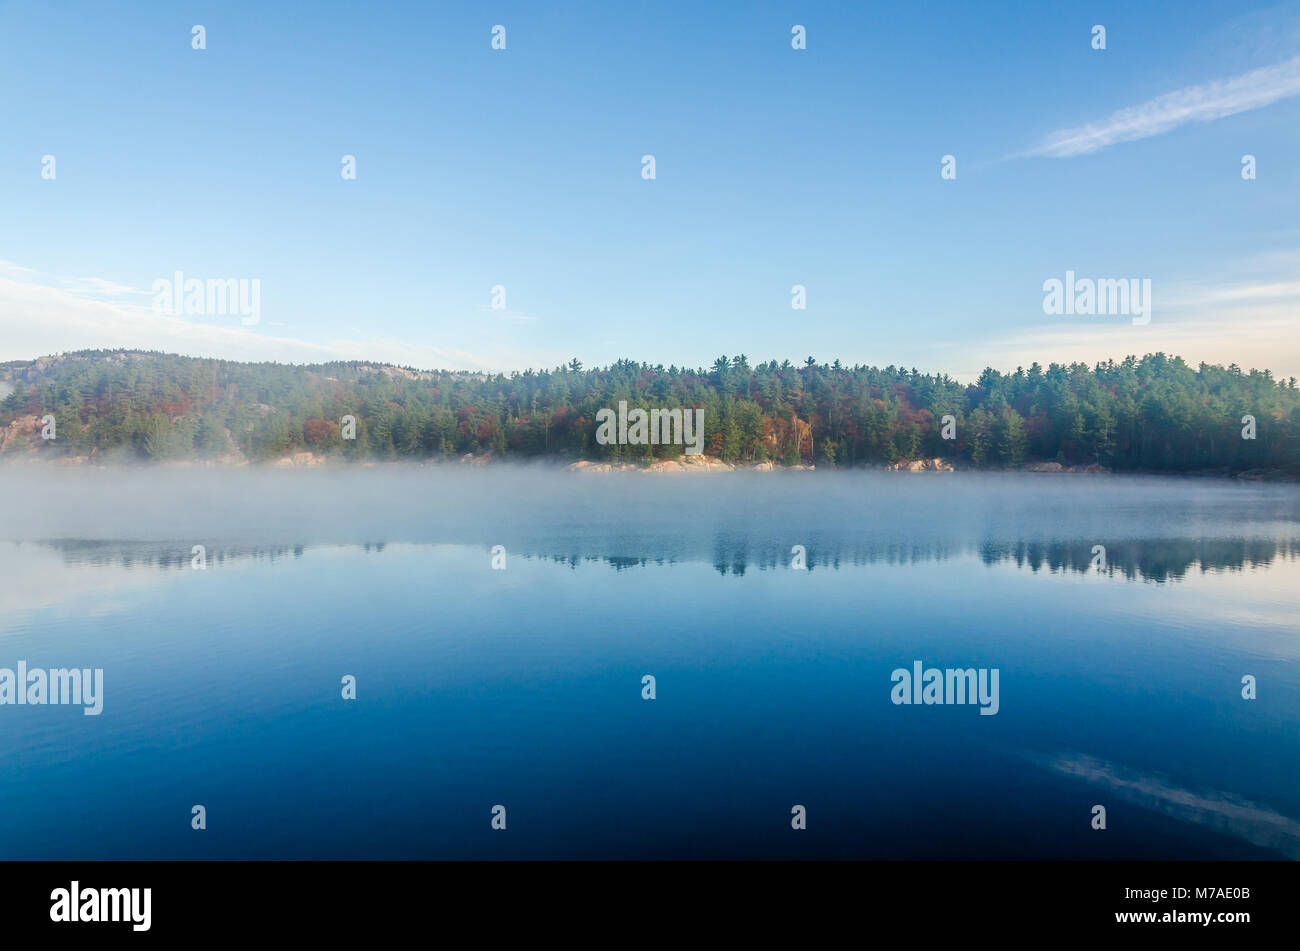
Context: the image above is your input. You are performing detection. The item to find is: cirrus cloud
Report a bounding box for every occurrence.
[1026,56,1300,158]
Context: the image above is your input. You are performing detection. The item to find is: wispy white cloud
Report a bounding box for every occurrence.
[0,260,39,278]
[948,310,1299,382]
[1026,56,1300,158]
[0,266,565,372]
[60,276,152,298]
[924,254,1300,381]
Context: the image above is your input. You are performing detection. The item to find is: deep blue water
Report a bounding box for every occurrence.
[0,468,1297,859]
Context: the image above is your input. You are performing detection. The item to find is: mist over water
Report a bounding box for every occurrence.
[1,468,1298,859]
[4,466,1299,564]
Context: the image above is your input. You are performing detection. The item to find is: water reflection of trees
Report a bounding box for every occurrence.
[31,535,1300,584]
[976,538,1296,582]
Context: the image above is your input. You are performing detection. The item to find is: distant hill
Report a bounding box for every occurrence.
[1,349,1298,474]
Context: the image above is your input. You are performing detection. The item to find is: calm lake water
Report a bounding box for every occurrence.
[0,468,1297,859]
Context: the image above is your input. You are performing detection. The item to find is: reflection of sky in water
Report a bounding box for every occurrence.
[1039,753,1300,860]
[0,471,1296,859]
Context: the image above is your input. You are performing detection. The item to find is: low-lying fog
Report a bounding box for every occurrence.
[2,467,1297,556]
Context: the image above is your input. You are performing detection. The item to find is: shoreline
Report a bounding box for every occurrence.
[1,451,1296,482]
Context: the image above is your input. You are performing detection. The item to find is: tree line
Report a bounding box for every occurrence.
[2,349,1297,472]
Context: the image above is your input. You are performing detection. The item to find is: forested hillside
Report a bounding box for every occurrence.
[1,349,1297,472]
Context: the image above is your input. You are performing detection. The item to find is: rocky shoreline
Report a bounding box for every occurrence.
[2,444,1297,481]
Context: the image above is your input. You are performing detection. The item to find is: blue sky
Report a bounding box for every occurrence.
[2,0,1299,378]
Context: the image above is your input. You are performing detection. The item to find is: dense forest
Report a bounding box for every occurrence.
[1,349,1298,472]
